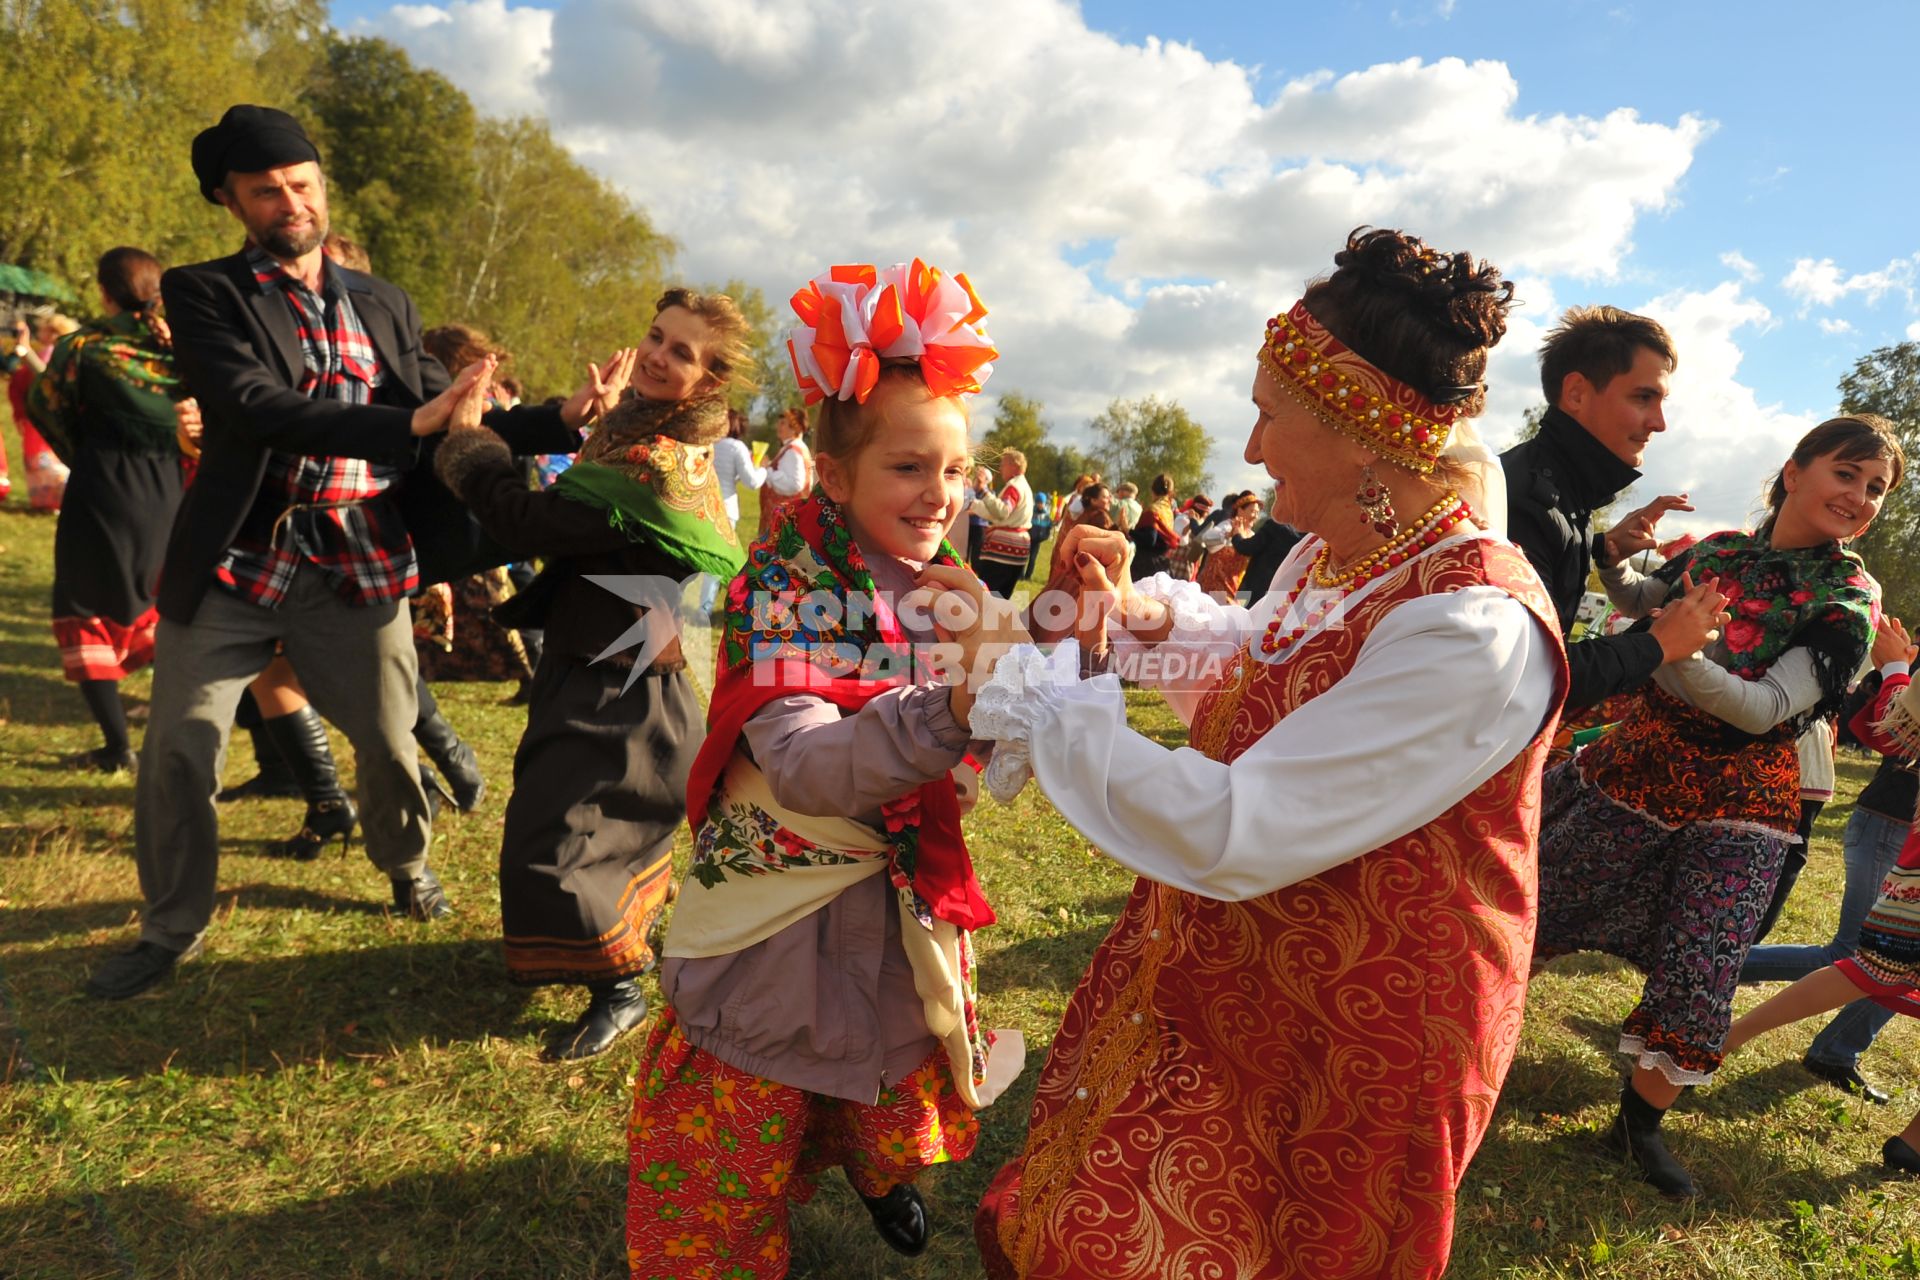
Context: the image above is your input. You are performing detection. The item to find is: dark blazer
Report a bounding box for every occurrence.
[157,251,580,622]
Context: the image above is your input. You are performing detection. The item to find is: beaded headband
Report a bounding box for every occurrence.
[787,259,997,406]
[1258,300,1462,475]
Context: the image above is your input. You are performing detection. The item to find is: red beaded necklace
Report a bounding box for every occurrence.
[1257,494,1476,657]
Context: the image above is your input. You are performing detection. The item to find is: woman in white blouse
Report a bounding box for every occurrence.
[704,409,766,609]
[757,407,814,536]
[924,227,1567,1280]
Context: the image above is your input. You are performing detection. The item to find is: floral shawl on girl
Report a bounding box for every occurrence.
[667,490,1017,1108]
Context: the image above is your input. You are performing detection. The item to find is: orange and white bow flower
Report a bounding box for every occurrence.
[786,259,997,405]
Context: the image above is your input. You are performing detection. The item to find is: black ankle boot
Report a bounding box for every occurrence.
[414,705,484,812]
[1885,1136,1920,1174]
[260,707,358,860]
[544,979,649,1061]
[1609,1084,1699,1199]
[858,1183,930,1257]
[218,723,302,801]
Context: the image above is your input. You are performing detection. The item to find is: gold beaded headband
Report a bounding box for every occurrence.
[1258,301,1461,475]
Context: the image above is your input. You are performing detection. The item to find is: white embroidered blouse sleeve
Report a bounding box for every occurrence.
[1107,573,1257,725]
[972,587,1558,901]
[970,487,1017,523]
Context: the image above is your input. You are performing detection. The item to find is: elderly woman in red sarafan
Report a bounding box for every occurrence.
[928,226,1568,1280]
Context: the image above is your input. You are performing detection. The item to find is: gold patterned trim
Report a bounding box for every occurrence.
[1004,881,1180,1274]
[1258,301,1459,475]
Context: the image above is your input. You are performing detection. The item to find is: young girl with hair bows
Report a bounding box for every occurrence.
[627,260,1021,1275]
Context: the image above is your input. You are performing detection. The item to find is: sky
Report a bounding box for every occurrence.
[329,0,1920,534]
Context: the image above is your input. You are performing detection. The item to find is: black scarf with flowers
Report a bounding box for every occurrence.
[1642,530,1876,740]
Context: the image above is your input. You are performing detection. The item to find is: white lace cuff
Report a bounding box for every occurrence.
[1133,573,1220,636]
[970,641,1084,803]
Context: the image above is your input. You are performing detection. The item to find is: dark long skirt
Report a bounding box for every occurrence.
[499,656,701,986]
[52,448,183,681]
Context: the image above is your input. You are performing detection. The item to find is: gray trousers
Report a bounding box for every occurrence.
[134,567,431,949]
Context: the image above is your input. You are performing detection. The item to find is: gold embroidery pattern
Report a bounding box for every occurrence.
[985,540,1568,1279]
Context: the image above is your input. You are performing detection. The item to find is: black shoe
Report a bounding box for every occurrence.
[267,797,358,861]
[69,745,137,775]
[392,868,453,921]
[415,707,485,811]
[543,980,649,1061]
[84,937,203,1000]
[1804,1056,1891,1105]
[217,724,301,801]
[1885,1136,1920,1174]
[857,1183,930,1257]
[1608,1086,1699,1199]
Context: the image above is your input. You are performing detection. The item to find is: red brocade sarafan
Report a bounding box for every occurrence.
[977,538,1565,1280]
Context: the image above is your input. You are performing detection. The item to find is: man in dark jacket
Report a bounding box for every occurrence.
[86,105,605,999]
[1501,305,1724,712]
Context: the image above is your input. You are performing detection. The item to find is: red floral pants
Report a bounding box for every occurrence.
[627,1009,980,1279]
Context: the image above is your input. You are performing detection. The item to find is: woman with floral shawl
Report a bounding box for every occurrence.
[434,288,750,1062]
[1536,413,1900,1198]
[27,249,186,772]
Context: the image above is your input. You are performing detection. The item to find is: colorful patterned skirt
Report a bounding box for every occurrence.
[1536,759,1792,1083]
[627,1009,979,1279]
[1838,825,1920,1018]
[415,568,534,682]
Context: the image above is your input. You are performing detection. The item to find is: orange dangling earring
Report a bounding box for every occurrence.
[1356,464,1398,538]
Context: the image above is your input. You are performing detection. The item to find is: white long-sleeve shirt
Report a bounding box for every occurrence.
[766,440,812,498]
[971,532,1559,901]
[711,436,767,522]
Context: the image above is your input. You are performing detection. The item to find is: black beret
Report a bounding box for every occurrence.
[191,105,322,203]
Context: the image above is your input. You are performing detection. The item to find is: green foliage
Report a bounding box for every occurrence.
[1838,341,1920,617]
[300,35,479,312]
[0,0,327,300]
[1084,393,1214,497]
[980,391,1094,494]
[418,115,675,398]
[10,490,1920,1276]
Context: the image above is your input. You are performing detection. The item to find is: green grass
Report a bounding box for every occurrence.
[5,460,1920,1278]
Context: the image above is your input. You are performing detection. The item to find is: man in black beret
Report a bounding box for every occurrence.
[85,104,623,999]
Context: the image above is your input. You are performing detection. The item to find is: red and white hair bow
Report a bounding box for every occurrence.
[786,259,998,405]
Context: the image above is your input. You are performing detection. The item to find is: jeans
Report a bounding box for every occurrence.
[1739,806,1908,1067]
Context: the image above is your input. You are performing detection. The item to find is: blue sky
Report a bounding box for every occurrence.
[339,0,1920,530]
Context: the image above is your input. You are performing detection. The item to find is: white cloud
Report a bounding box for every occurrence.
[365,0,1717,502]
[1634,281,1812,535]
[1781,254,1918,310]
[359,0,553,118]
[1818,317,1854,335]
[1908,320,1920,341]
[1719,250,1760,282]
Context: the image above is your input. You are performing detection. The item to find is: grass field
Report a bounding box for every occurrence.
[5,450,1920,1278]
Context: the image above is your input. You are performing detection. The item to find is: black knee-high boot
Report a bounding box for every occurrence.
[413,674,484,812]
[1609,1082,1699,1198]
[219,691,302,801]
[261,706,357,860]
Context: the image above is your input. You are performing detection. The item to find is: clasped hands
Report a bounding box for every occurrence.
[409,347,640,437]
[910,525,1171,729]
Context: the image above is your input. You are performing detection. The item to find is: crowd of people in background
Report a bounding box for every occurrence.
[10,98,1920,1280]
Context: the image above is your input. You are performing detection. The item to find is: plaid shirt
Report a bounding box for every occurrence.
[212,247,418,608]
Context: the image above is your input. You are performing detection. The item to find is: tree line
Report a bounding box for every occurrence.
[0,1,1222,481]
